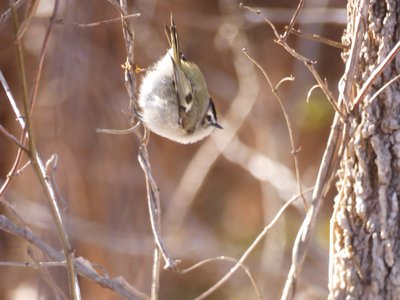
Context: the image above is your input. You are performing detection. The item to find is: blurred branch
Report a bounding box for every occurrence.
[0,69,28,199]
[11,196,227,260]
[221,135,309,209]
[27,247,68,300]
[0,215,150,300]
[0,124,29,152]
[45,154,68,209]
[0,70,26,128]
[0,260,66,268]
[29,0,59,114]
[0,70,28,199]
[16,0,39,40]
[0,0,25,26]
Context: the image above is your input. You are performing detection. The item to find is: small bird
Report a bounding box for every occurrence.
[137,15,222,144]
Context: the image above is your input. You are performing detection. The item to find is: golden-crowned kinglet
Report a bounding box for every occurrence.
[137,16,222,144]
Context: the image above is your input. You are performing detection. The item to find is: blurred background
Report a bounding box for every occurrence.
[0,0,346,299]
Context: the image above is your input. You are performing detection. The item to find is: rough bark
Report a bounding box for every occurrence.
[331,0,400,299]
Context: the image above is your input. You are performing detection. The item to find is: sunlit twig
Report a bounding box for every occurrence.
[194,192,302,299]
[306,84,321,103]
[53,13,140,28]
[243,48,307,209]
[281,0,304,40]
[180,256,262,300]
[8,1,80,298]
[0,215,150,300]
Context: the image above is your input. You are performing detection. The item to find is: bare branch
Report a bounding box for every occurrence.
[0,215,150,300]
[352,40,400,111]
[241,4,345,120]
[288,27,347,49]
[16,0,40,40]
[339,0,366,111]
[274,75,295,91]
[0,0,26,25]
[281,113,342,300]
[138,145,178,270]
[0,124,29,153]
[53,13,140,28]
[243,48,307,209]
[367,74,400,106]
[9,1,80,298]
[281,0,304,41]
[306,84,322,103]
[180,256,262,300]
[194,192,302,299]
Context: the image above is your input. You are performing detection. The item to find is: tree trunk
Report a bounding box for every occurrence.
[331,0,400,298]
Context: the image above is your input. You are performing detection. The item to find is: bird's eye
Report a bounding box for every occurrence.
[206,115,213,122]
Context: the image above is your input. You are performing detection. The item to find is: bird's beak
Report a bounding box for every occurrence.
[212,122,223,129]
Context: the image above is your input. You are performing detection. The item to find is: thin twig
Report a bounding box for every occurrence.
[287,27,347,49]
[366,74,400,106]
[0,0,26,25]
[151,248,161,300]
[179,256,262,300]
[9,1,80,298]
[339,0,366,111]
[45,154,68,209]
[306,84,321,103]
[240,3,347,299]
[0,70,27,199]
[240,3,345,120]
[281,0,304,41]
[194,192,302,300]
[138,146,178,270]
[112,1,167,299]
[352,40,400,111]
[0,70,25,128]
[281,113,342,300]
[0,132,26,199]
[0,124,29,152]
[27,247,68,300]
[0,260,67,268]
[16,0,39,40]
[0,215,150,300]
[274,75,295,91]
[29,0,59,113]
[53,13,140,28]
[95,122,140,135]
[243,48,307,209]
